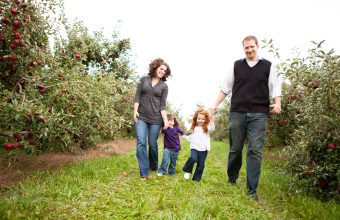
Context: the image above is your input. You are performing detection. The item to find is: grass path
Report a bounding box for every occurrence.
[0,140,339,219]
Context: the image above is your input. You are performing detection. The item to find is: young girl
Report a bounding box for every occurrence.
[157,114,187,176]
[182,108,215,181]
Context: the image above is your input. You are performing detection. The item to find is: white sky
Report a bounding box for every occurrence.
[63,0,340,122]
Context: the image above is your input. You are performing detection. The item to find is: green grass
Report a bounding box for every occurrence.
[0,140,339,219]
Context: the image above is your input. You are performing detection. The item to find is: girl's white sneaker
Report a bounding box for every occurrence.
[184,172,190,180]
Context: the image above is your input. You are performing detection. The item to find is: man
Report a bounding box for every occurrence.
[212,35,282,200]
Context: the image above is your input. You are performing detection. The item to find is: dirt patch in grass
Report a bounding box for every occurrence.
[0,139,135,186]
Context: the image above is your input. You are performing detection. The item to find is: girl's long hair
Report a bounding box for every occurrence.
[190,108,210,133]
[167,113,179,126]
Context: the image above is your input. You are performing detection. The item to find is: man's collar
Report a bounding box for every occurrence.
[245,56,262,62]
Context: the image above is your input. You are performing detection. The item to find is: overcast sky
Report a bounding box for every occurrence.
[63,0,340,123]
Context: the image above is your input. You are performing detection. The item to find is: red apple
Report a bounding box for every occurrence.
[327,143,336,150]
[0,34,6,42]
[28,139,34,145]
[14,133,22,141]
[14,39,23,46]
[38,88,46,95]
[14,142,21,148]
[12,19,21,28]
[1,17,10,23]
[0,56,3,61]
[75,53,81,60]
[26,131,33,137]
[15,0,21,4]
[10,43,16,49]
[37,60,43,66]
[18,3,28,8]
[319,178,328,189]
[14,32,20,39]
[38,115,46,123]
[9,55,17,61]
[306,171,313,177]
[11,7,19,15]
[4,143,14,150]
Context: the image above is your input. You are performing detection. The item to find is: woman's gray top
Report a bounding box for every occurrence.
[134,76,168,125]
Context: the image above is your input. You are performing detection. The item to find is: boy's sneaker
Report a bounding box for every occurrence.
[157,173,163,177]
[184,172,190,180]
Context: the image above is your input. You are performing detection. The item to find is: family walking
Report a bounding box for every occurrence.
[133,35,282,200]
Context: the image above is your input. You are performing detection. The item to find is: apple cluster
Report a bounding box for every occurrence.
[2,132,33,151]
[0,1,28,63]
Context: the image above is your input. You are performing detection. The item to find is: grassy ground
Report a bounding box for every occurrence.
[0,139,339,219]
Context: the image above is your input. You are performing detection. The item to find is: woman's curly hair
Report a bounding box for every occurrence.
[190,108,211,133]
[148,58,171,81]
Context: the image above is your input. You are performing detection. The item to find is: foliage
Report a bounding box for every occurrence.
[0,140,339,219]
[264,40,339,200]
[0,0,136,156]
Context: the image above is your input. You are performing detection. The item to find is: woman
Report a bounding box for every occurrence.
[134,58,171,180]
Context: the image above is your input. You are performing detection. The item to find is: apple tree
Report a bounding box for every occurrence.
[267,41,339,200]
[0,0,136,156]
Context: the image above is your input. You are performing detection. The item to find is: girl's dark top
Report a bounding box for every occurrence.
[161,126,185,152]
[134,76,168,125]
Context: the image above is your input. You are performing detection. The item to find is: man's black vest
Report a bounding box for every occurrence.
[230,58,271,114]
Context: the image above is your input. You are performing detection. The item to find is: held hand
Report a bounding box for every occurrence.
[133,112,139,122]
[211,106,218,115]
[270,104,281,114]
[163,120,169,129]
[182,135,190,141]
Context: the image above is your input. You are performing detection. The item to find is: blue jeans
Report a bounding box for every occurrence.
[135,120,161,177]
[183,149,208,181]
[227,112,267,195]
[158,148,179,175]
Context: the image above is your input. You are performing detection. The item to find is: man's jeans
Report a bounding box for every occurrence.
[183,149,208,181]
[135,120,161,177]
[227,112,267,195]
[158,148,179,175]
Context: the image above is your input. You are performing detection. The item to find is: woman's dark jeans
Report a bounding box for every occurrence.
[135,120,161,177]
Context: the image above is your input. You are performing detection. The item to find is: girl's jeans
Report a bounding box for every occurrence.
[183,149,208,181]
[158,148,179,175]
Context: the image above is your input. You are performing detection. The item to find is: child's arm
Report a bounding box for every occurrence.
[208,110,215,132]
[182,135,191,141]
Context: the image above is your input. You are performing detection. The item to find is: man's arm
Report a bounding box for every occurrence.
[212,91,227,114]
[270,96,281,114]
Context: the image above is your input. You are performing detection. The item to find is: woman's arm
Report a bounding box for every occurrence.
[161,110,169,129]
[133,102,139,122]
